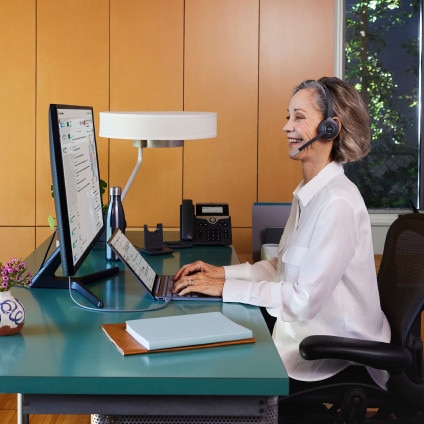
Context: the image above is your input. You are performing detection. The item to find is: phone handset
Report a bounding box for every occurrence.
[180,199,195,241]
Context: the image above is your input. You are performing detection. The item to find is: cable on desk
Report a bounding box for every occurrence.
[67,276,172,312]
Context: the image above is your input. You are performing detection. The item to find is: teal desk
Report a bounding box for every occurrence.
[5,237,288,422]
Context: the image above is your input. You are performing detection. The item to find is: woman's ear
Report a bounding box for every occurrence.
[333,117,342,138]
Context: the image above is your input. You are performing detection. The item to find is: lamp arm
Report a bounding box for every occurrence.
[121,140,144,201]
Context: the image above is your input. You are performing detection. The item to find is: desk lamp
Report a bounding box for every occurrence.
[99,111,217,201]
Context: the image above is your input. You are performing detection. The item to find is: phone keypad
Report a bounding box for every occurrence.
[194,217,232,245]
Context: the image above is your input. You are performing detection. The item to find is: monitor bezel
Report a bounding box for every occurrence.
[49,103,105,277]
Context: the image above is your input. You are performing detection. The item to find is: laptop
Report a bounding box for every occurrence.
[107,229,222,302]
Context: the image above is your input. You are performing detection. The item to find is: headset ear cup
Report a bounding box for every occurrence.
[318,117,339,140]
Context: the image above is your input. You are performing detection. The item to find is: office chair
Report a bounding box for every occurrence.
[279,213,424,424]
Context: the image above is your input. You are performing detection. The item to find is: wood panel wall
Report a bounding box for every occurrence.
[0,0,334,263]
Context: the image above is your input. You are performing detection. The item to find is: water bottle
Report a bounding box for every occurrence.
[105,186,126,260]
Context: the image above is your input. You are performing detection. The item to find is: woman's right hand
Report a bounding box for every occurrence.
[172,261,225,297]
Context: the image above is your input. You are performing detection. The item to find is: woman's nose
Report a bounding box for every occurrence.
[283,121,292,133]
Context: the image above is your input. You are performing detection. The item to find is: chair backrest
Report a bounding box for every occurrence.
[377,213,424,372]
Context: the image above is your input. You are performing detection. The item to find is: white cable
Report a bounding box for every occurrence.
[67,276,171,313]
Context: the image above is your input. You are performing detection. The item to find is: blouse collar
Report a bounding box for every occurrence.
[294,161,344,209]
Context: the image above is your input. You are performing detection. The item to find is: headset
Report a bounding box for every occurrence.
[290,82,340,157]
[318,84,339,139]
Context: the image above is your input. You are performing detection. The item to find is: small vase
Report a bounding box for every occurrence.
[0,290,25,335]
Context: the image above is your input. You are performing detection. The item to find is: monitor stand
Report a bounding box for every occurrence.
[30,247,119,308]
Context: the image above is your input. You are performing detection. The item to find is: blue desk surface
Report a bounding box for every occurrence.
[1,240,288,397]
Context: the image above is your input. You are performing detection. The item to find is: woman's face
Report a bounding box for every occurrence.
[283,88,324,159]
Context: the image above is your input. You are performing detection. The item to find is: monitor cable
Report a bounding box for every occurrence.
[67,275,171,313]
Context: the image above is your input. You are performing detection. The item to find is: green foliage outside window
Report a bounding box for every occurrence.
[343,0,420,208]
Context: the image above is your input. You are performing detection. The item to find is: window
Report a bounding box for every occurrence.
[342,0,421,209]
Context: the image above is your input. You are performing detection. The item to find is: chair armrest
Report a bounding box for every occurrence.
[300,335,412,370]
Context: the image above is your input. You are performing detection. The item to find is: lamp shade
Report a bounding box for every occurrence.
[99,111,217,144]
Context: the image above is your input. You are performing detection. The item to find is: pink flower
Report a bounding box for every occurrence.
[0,259,31,292]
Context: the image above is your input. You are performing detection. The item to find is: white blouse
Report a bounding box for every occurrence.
[223,161,391,388]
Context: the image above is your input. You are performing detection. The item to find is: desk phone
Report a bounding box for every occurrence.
[180,199,232,245]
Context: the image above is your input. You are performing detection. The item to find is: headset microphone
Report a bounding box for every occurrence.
[290,131,327,157]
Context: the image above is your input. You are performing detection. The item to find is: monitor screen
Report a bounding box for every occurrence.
[49,104,104,276]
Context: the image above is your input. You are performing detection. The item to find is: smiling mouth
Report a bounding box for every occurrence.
[288,138,303,145]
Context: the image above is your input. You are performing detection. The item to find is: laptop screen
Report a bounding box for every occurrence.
[108,229,157,291]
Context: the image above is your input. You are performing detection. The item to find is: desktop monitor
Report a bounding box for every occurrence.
[49,104,104,275]
[30,104,117,306]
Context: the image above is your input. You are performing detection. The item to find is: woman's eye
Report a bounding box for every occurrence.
[286,114,304,121]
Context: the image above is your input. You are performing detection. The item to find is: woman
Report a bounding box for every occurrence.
[172,76,390,391]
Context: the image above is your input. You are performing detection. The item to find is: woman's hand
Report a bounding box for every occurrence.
[172,261,225,297]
